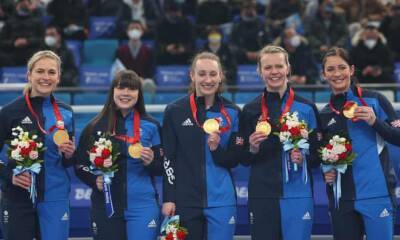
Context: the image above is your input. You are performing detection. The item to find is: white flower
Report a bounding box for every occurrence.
[11,149,22,161]
[32,135,38,140]
[29,151,38,160]
[10,139,19,146]
[37,142,43,148]
[279,131,290,143]
[332,144,346,154]
[89,153,97,163]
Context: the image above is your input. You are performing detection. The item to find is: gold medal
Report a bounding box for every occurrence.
[343,102,358,119]
[128,143,143,158]
[53,130,69,145]
[203,119,220,134]
[256,121,271,136]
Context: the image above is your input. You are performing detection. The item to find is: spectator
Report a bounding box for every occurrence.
[350,21,395,84]
[266,0,303,38]
[380,1,400,61]
[201,27,237,87]
[47,0,88,40]
[114,20,155,79]
[0,0,15,32]
[155,1,195,65]
[274,26,319,84]
[88,0,123,16]
[230,0,271,64]
[0,0,44,66]
[115,0,161,39]
[196,0,231,38]
[42,25,79,87]
[304,0,349,61]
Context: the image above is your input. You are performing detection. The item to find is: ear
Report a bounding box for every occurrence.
[190,71,195,82]
[26,71,31,84]
[350,65,355,76]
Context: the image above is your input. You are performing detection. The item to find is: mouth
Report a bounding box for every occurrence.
[38,80,52,87]
[118,96,133,103]
[200,83,217,90]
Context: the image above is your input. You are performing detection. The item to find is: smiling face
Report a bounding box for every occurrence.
[259,52,290,93]
[190,58,222,98]
[323,56,354,94]
[113,87,139,115]
[28,57,60,97]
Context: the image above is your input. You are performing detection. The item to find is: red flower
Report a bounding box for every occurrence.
[338,152,347,160]
[29,141,37,150]
[20,147,30,157]
[176,230,186,239]
[289,127,300,136]
[326,144,333,150]
[345,143,352,152]
[90,146,97,153]
[281,124,289,132]
[165,232,174,240]
[101,148,111,158]
[94,157,104,167]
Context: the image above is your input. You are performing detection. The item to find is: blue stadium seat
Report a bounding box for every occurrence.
[79,65,111,86]
[153,92,184,104]
[0,92,20,105]
[0,67,27,83]
[155,65,189,86]
[73,92,107,105]
[88,16,116,39]
[83,39,118,65]
[236,65,262,87]
[54,92,71,104]
[143,92,154,104]
[221,91,233,101]
[74,113,97,133]
[66,40,83,66]
[234,92,259,104]
[314,90,331,103]
[296,91,313,101]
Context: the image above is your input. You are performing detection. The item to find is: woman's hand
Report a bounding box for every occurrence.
[96,175,104,191]
[354,106,376,126]
[162,202,176,216]
[12,172,31,190]
[324,169,337,184]
[141,147,154,166]
[249,131,268,154]
[207,132,221,151]
[290,148,303,165]
[58,139,75,159]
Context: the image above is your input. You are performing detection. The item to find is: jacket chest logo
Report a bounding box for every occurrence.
[327,117,336,127]
[21,116,33,125]
[181,118,194,126]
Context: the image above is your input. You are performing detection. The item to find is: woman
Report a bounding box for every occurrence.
[162,52,243,240]
[0,50,75,240]
[320,47,398,240]
[75,70,163,240]
[240,45,321,240]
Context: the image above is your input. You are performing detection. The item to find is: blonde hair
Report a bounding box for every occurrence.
[257,45,290,74]
[24,50,62,94]
[189,51,225,94]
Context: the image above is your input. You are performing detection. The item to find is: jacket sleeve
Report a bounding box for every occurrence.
[0,108,13,184]
[162,106,177,203]
[307,104,323,168]
[211,108,244,168]
[73,124,98,190]
[144,122,163,175]
[371,93,400,146]
[239,104,260,166]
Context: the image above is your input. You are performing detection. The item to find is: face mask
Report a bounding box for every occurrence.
[289,35,301,48]
[45,36,57,47]
[128,29,142,40]
[364,39,377,49]
[208,33,222,44]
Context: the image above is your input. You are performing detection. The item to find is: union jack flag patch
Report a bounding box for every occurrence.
[235,136,244,146]
[391,119,400,128]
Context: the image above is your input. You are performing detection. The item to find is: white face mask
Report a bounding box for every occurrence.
[289,35,301,48]
[364,39,377,49]
[45,36,57,47]
[128,29,142,40]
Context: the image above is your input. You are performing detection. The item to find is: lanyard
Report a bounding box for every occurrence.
[113,110,140,144]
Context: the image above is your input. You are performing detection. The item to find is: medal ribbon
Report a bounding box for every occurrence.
[189,94,232,133]
[24,93,65,134]
[329,86,368,115]
[260,87,295,123]
[114,110,141,144]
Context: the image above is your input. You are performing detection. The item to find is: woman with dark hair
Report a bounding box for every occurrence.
[320,47,398,239]
[0,50,75,240]
[161,52,243,240]
[75,70,163,240]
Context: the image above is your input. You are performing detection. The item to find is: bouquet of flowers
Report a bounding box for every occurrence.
[89,131,119,217]
[275,111,311,183]
[320,135,356,207]
[160,216,188,240]
[7,126,45,204]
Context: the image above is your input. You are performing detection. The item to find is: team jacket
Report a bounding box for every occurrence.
[319,85,398,203]
[240,87,321,199]
[0,95,74,203]
[75,110,163,216]
[163,94,243,208]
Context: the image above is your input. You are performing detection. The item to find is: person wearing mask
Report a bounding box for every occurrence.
[42,25,79,87]
[114,20,155,79]
[162,52,243,240]
[273,26,319,84]
[75,70,163,240]
[0,0,44,66]
[320,47,398,240]
[350,21,395,84]
[0,50,75,239]
[201,27,237,87]
[240,45,321,240]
